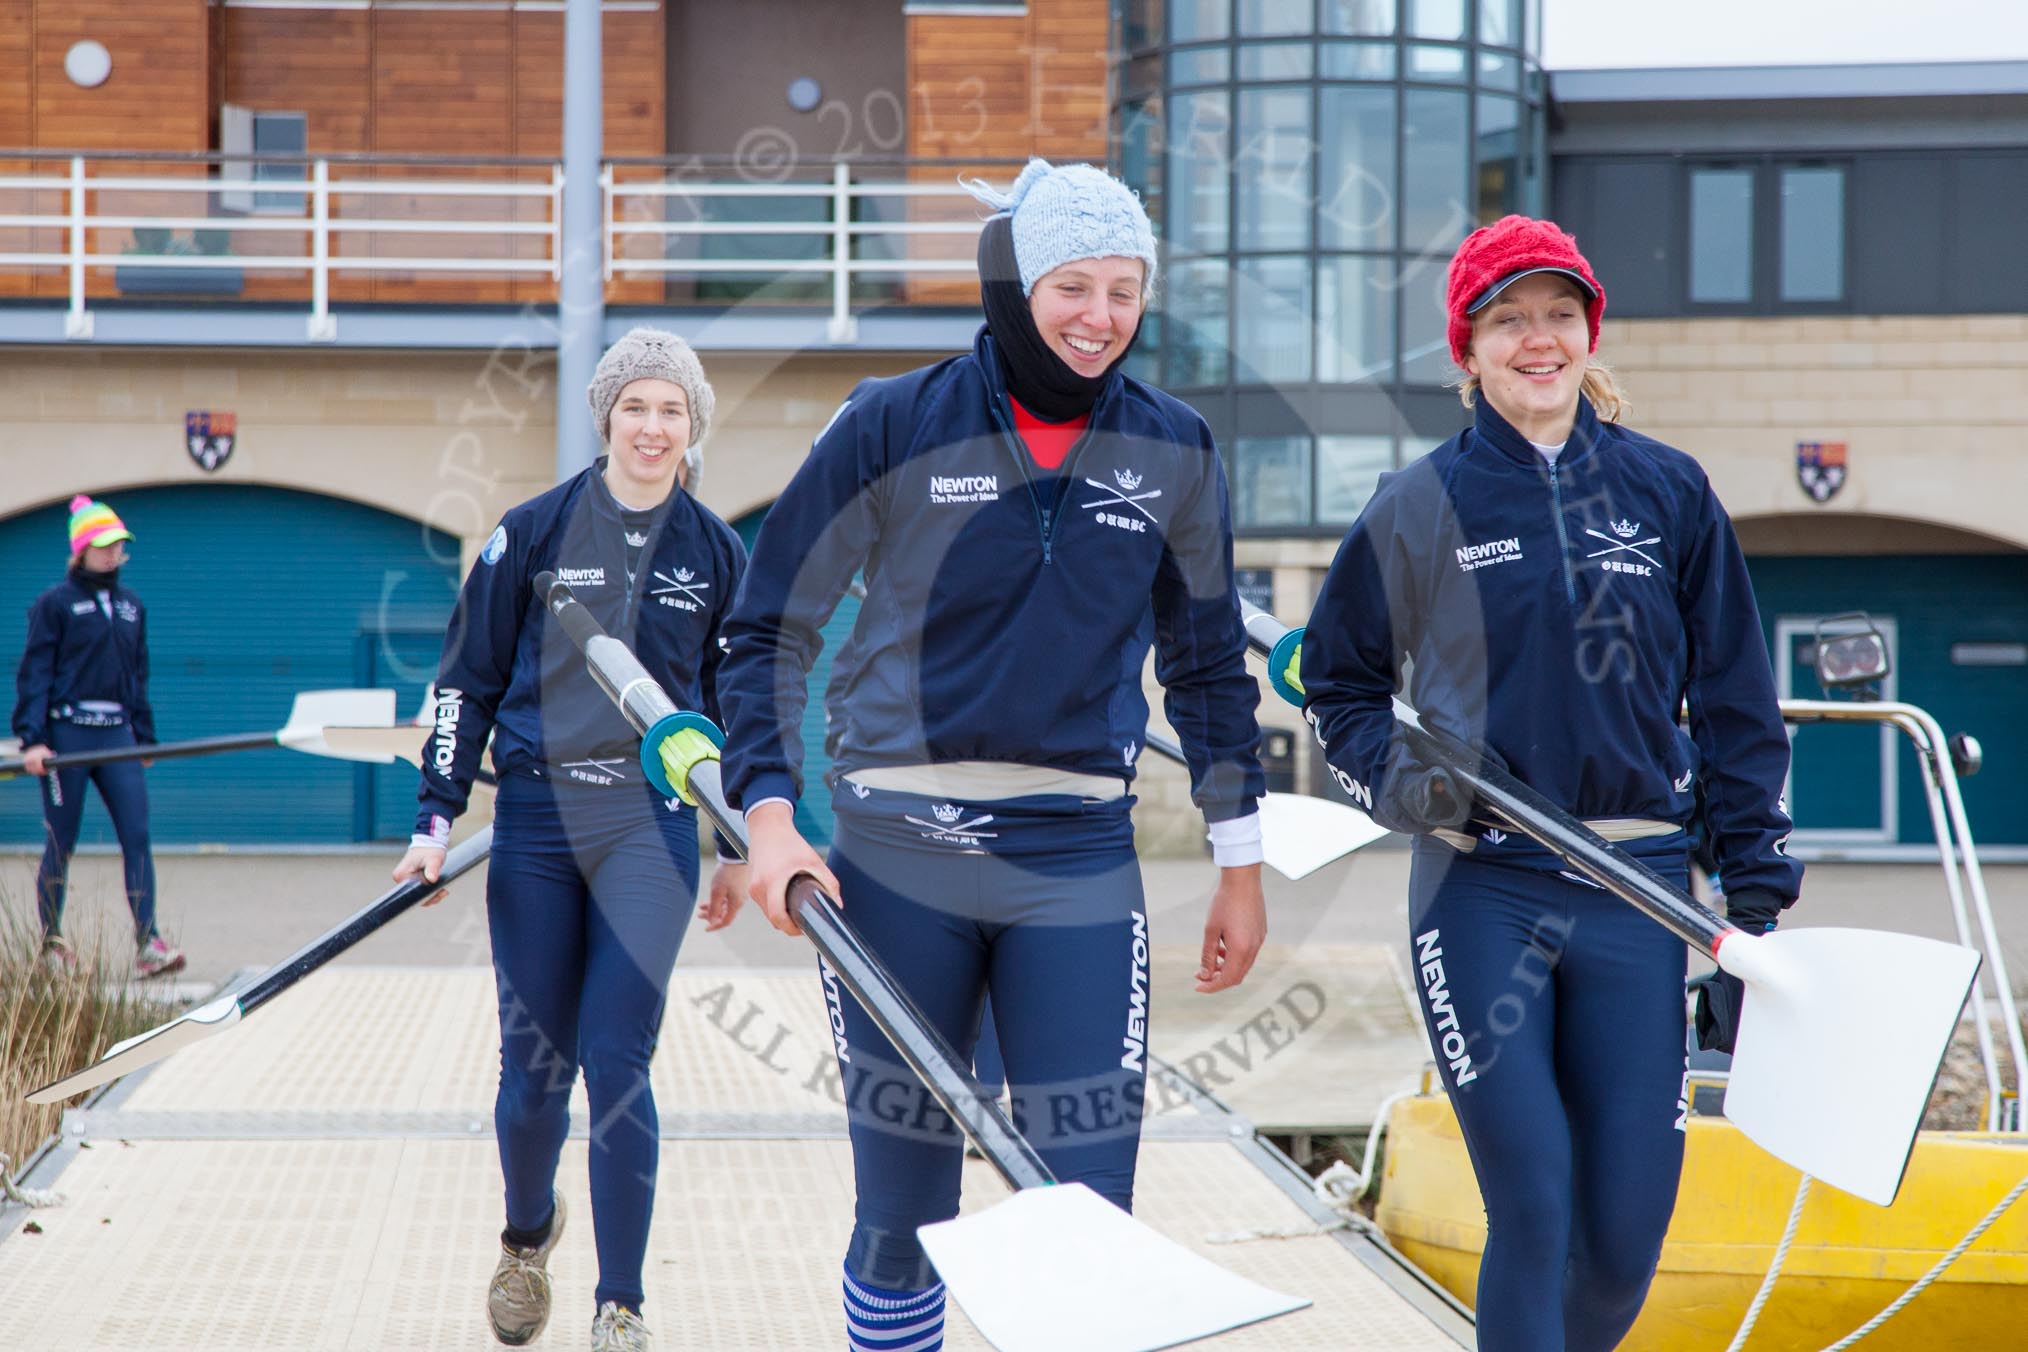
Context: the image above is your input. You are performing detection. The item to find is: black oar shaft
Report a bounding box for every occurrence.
[534,571,1056,1193]
[1236,597,1732,955]
[237,828,493,1016]
[1,730,278,777]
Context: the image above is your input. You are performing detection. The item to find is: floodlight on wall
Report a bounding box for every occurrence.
[65,40,112,89]
[1811,612,1891,698]
[787,77,822,113]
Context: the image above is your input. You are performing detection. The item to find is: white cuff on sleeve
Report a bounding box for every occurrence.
[1208,812,1264,868]
[743,796,794,825]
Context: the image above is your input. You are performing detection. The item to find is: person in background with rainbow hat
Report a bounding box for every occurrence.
[13,494,183,978]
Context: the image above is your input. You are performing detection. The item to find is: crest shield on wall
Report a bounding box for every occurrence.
[1796,441,1847,503]
[186,411,236,472]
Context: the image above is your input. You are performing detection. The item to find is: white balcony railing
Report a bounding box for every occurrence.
[0,153,1000,342]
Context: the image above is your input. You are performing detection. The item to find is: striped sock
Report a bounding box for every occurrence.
[842,1268,947,1352]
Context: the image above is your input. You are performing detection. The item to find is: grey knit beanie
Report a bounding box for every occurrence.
[962,158,1158,297]
[587,327,715,488]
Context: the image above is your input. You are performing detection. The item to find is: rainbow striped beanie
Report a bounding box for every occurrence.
[68,495,134,556]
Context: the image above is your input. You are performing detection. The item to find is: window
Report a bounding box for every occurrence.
[1408,0,1465,39]
[1239,42,1315,80]
[1690,167,1755,304]
[1319,85,1394,250]
[1165,258,1230,386]
[1480,0,1522,45]
[1402,89,1470,255]
[1234,256,1313,383]
[1167,91,1231,253]
[1169,0,1231,40]
[1170,47,1231,84]
[1239,0,1310,34]
[1476,95,1520,225]
[1317,435,1394,521]
[1318,256,1394,381]
[220,105,307,214]
[1323,0,1397,35]
[1237,87,1313,251]
[1233,436,1314,527]
[1780,165,1844,302]
[1321,40,1397,78]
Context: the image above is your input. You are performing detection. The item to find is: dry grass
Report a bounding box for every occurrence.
[0,903,180,1170]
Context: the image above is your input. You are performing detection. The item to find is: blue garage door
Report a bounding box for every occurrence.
[1747,553,2028,848]
[732,507,861,848]
[0,485,460,846]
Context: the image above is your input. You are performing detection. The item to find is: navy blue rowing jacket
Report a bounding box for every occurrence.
[1301,396,1802,902]
[417,464,746,827]
[13,575,155,746]
[718,327,1264,823]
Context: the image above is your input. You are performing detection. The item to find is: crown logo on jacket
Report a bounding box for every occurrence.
[932,803,962,823]
[676,567,695,582]
[1611,518,1641,538]
[1115,468,1142,492]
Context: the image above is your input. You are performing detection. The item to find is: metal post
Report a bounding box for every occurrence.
[66,155,91,339]
[828,159,857,343]
[556,0,605,480]
[308,160,335,341]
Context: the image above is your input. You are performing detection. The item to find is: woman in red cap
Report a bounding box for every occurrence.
[1299,216,1801,1349]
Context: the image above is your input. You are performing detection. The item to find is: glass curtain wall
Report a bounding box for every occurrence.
[1113,0,1545,531]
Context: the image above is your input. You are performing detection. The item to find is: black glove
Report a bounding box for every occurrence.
[1375,738,1507,836]
[1689,889,1787,1053]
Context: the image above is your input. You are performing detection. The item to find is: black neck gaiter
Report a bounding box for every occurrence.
[72,563,119,593]
[977,215,1140,422]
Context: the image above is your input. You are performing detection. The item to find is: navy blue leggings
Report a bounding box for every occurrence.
[486,773,699,1313]
[37,720,156,943]
[1407,835,1691,1352]
[826,786,1150,1291]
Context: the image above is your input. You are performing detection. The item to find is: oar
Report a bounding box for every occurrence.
[26,826,492,1105]
[1238,598,1978,1207]
[533,571,1309,1352]
[1138,728,1386,879]
[0,688,400,779]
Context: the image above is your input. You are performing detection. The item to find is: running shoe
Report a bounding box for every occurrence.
[487,1192,566,1345]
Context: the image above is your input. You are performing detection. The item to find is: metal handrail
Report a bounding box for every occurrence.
[0,154,985,342]
[1780,697,2025,1131]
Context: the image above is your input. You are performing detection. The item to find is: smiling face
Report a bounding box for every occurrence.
[605,377,689,508]
[1462,273,1592,445]
[1028,256,1147,377]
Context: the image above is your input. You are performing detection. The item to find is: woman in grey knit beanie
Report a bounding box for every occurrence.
[588,326,716,496]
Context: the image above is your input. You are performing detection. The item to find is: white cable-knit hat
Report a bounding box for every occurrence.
[963,158,1158,296]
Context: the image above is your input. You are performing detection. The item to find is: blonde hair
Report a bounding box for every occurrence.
[1456,360,1628,425]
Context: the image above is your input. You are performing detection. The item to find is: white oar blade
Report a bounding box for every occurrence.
[25,994,244,1105]
[308,725,424,765]
[1251,791,1391,880]
[276,689,400,759]
[1719,927,1979,1206]
[917,1183,1309,1351]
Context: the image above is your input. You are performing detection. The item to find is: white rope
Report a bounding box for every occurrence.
[1206,1089,1414,1245]
[1814,1168,2028,1352]
[1723,1173,1812,1352]
[0,1151,64,1208]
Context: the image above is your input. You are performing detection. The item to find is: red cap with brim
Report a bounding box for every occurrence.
[1445,215,1606,366]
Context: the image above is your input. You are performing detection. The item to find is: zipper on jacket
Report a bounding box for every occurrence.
[986,396,1057,564]
[1545,462,1577,604]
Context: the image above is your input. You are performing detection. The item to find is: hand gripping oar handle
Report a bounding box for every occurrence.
[532,571,1056,1192]
[1235,597,1733,956]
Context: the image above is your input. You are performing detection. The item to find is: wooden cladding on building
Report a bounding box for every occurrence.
[904,0,1110,303]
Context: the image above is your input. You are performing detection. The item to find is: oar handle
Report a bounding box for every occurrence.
[1238,598,1733,955]
[1237,598,1307,707]
[533,572,1057,1193]
[0,730,280,778]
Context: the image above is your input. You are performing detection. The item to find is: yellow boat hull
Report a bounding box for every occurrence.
[1375,1094,2028,1349]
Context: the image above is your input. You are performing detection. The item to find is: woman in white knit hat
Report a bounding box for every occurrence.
[715,159,1267,1350]
[393,328,747,1352]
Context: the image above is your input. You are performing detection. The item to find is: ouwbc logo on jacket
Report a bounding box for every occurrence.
[1080,467,1161,533]
[1584,518,1664,576]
